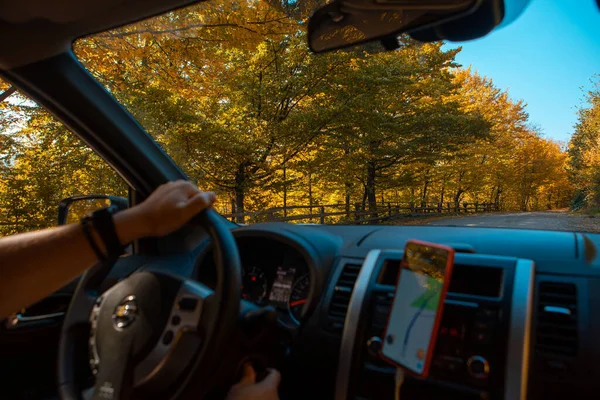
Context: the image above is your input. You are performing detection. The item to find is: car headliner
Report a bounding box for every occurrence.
[0,0,204,69]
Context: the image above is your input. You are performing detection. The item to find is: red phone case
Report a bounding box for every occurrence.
[379,239,455,378]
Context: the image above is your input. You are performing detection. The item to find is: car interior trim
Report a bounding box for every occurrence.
[443,298,479,308]
[505,259,534,400]
[5,311,66,329]
[335,249,381,400]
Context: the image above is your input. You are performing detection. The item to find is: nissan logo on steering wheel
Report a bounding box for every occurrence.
[112,295,138,329]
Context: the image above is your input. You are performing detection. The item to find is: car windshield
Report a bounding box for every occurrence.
[14,0,600,230]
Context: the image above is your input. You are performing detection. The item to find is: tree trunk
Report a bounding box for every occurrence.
[454,171,465,205]
[454,189,464,205]
[343,144,351,218]
[521,195,530,211]
[421,169,431,204]
[283,164,287,217]
[345,182,351,218]
[230,197,236,216]
[494,186,502,210]
[520,167,533,211]
[234,164,247,223]
[366,161,377,211]
[308,168,313,215]
[361,184,367,210]
[440,180,445,204]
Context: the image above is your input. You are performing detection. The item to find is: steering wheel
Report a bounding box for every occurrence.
[57,209,246,400]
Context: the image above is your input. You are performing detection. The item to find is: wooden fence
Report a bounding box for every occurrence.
[0,201,500,234]
[222,201,500,225]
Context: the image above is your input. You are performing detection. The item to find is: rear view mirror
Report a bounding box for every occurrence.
[57,195,128,226]
[308,0,496,53]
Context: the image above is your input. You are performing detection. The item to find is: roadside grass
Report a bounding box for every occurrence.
[570,207,600,217]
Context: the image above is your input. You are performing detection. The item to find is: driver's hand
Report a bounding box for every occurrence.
[118,180,216,241]
[226,363,281,400]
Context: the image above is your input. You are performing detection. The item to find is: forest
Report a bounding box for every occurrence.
[0,0,593,234]
[568,80,600,212]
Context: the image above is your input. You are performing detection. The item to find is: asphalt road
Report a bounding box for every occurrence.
[426,211,600,233]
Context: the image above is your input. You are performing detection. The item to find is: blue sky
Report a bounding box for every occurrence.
[447,0,600,143]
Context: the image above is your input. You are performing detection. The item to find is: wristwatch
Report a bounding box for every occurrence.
[81,206,126,263]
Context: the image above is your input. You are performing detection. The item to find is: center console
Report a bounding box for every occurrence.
[335,249,534,400]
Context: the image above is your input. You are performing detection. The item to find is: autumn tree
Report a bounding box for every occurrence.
[0,0,577,231]
[317,42,490,212]
[568,79,600,209]
[0,90,126,235]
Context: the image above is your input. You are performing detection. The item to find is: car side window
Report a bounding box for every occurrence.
[0,79,127,236]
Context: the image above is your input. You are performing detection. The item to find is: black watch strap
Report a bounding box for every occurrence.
[90,207,125,262]
[81,217,107,263]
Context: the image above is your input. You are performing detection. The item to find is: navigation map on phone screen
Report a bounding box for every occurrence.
[380,241,454,376]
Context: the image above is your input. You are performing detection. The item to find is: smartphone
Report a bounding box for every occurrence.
[380,240,455,377]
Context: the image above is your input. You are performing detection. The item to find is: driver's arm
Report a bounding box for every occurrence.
[0,180,215,318]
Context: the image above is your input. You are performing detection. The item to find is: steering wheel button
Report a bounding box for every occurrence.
[178,297,198,311]
[162,330,174,345]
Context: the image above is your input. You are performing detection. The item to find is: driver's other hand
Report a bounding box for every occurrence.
[226,363,281,400]
[130,180,216,238]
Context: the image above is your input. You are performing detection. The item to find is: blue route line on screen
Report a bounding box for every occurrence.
[401,290,437,358]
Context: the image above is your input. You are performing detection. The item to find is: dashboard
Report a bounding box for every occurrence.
[4,222,600,400]
[195,235,318,327]
[207,223,600,400]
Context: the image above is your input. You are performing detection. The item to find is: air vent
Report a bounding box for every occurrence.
[536,282,578,358]
[327,263,362,331]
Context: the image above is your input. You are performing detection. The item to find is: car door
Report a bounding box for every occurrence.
[0,80,127,400]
